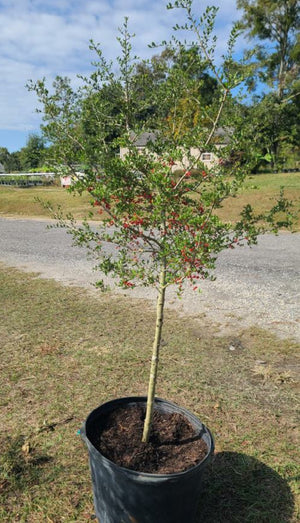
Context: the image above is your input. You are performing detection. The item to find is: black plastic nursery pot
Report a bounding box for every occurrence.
[81,396,214,523]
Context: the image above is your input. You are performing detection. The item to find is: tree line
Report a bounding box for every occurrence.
[1,0,299,174]
[0,134,47,173]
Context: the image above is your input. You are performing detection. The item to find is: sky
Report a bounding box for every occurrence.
[0,0,243,153]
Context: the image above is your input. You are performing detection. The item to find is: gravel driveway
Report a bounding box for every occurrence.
[0,217,299,342]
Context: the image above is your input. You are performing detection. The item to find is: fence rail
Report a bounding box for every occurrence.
[0,173,56,187]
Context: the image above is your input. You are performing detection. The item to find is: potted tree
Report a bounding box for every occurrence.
[29,1,293,521]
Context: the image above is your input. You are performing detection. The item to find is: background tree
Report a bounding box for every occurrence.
[0,147,21,172]
[237,0,299,98]
[19,133,46,171]
[229,91,300,171]
[236,0,300,170]
[132,45,218,130]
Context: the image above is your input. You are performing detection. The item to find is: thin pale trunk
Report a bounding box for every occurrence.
[278,57,285,99]
[142,259,167,443]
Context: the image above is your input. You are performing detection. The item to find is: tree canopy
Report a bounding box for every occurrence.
[237,0,300,97]
[236,0,300,169]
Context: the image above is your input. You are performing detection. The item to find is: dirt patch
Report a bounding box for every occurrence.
[91,404,208,474]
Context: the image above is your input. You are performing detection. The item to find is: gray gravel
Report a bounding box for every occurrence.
[0,217,299,342]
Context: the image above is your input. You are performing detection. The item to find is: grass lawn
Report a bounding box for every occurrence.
[0,265,299,522]
[217,171,300,230]
[0,171,299,230]
[0,185,97,221]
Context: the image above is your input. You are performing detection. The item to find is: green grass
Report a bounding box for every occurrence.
[0,264,299,522]
[0,171,299,229]
[217,171,300,231]
[0,186,98,220]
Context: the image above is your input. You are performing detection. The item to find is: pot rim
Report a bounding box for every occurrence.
[81,396,214,479]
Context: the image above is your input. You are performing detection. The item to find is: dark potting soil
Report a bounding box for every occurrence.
[91,404,208,474]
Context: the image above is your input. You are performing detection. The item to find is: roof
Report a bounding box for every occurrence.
[129,131,158,147]
[213,127,233,144]
[129,128,232,147]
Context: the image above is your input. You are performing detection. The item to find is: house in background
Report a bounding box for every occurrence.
[119,128,232,171]
[0,162,5,174]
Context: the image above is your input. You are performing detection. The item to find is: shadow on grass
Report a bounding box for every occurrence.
[0,435,53,494]
[197,452,295,523]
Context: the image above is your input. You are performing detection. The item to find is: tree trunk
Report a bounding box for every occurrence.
[142,259,167,443]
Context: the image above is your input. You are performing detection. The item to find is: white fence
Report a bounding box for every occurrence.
[0,173,56,186]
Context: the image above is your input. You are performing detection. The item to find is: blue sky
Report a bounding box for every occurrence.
[0,0,243,153]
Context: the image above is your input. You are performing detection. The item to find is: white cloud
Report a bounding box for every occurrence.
[0,0,243,138]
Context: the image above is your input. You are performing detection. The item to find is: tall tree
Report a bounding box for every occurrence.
[229,92,299,170]
[0,147,21,172]
[132,46,218,128]
[19,133,45,170]
[0,147,10,172]
[236,0,300,169]
[237,0,300,98]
